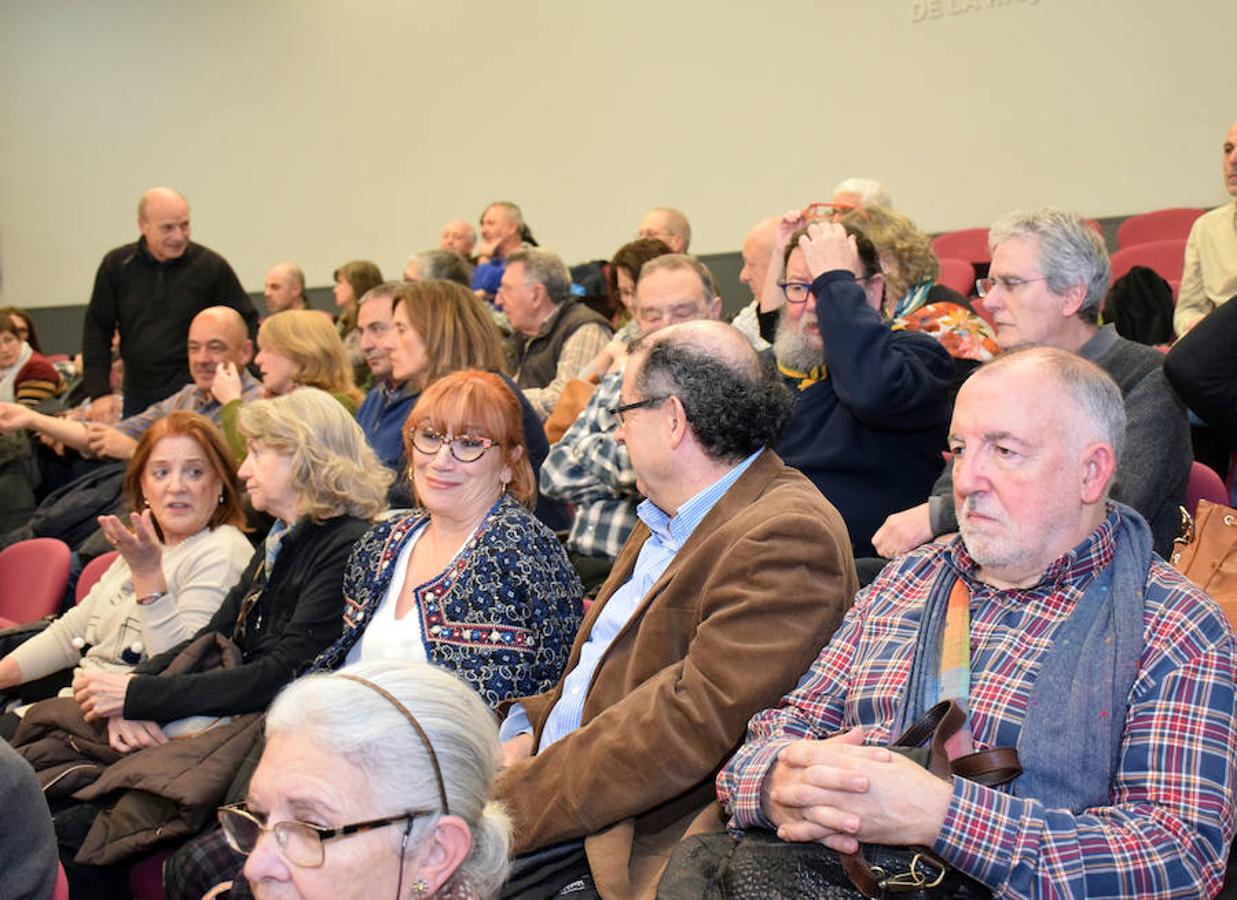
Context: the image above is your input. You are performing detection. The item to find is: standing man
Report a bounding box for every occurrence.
[1174,120,1237,336]
[82,187,258,417]
[261,262,308,314]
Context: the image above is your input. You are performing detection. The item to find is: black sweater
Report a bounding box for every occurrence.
[775,271,954,557]
[82,238,258,401]
[125,515,370,722]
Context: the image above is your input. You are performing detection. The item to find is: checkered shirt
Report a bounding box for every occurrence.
[539,369,639,559]
[718,511,1237,898]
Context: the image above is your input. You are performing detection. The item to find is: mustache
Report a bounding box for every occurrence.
[960,495,1003,521]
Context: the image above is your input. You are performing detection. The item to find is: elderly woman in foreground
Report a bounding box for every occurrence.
[219,660,510,899]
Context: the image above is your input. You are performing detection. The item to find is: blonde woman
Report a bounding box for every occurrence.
[212,309,362,459]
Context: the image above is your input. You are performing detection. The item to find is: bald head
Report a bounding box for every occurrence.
[187,306,253,391]
[951,347,1124,587]
[639,208,692,253]
[138,187,191,262]
[739,216,780,301]
[630,320,791,463]
[440,219,477,257]
[264,262,307,314]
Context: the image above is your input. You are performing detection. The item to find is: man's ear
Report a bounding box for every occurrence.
[238,339,255,367]
[1078,441,1118,504]
[863,273,886,313]
[1059,282,1088,318]
[664,394,688,448]
[707,296,723,321]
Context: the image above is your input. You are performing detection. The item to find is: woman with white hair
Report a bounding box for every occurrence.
[220,660,511,899]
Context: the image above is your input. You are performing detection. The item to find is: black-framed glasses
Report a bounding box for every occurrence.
[409,424,495,463]
[218,803,432,868]
[608,396,668,425]
[975,275,1049,298]
[777,281,814,305]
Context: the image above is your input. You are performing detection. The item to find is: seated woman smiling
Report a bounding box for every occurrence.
[315,370,582,708]
[0,411,251,739]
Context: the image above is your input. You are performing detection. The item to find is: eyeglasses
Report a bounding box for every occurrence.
[975,275,1049,297]
[218,803,431,868]
[778,281,814,305]
[608,396,668,425]
[800,201,858,222]
[409,425,495,463]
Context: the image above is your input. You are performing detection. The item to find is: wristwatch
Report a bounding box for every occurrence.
[135,590,166,606]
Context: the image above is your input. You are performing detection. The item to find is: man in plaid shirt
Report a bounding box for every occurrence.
[717,347,1236,897]
[540,254,721,562]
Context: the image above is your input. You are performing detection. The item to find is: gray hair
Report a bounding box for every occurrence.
[647,207,692,250]
[988,208,1111,324]
[831,177,892,209]
[638,253,717,301]
[484,200,524,228]
[266,660,511,898]
[412,249,472,287]
[975,346,1126,474]
[359,281,404,307]
[634,323,794,463]
[507,248,572,305]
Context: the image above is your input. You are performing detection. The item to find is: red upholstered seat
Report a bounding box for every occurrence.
[0,538,70,626]
[1117,208,1207,249]
[76,550,119,604]
[1109,239,1187,286]
[1186,461,1230,519]
[931,228,990,266]
[935,257,977,297]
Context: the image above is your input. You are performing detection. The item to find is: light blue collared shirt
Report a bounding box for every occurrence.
[500,450,762,749]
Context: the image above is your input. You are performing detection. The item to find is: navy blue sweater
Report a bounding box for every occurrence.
[775,271,954,557]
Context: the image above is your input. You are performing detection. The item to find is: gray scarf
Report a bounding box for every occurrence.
[901,504,1149,812]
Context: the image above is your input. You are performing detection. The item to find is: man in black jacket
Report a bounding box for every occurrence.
[81,187,258,418]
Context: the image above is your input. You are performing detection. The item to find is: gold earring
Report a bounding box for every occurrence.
[413,879,429,897]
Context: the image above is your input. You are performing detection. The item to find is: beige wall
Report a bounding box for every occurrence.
[1,0,1234,308]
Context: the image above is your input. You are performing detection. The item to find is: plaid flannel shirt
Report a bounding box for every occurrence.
[539,369,638,559]
[718,511,1237,898]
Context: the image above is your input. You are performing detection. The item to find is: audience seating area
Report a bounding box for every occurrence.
[1117,207,1207,249]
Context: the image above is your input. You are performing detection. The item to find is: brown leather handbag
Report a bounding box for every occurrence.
[1171,498,1237,627]
[657,700,1020,899]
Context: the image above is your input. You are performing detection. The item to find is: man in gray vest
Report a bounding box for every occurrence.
[498,247,612,419]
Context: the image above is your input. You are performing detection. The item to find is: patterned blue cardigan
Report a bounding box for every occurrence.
[313,494,583,710]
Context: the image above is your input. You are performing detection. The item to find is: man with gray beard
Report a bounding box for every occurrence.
[771,221,953,557]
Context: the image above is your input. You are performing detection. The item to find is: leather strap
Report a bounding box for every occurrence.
[840,700,1021,897]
